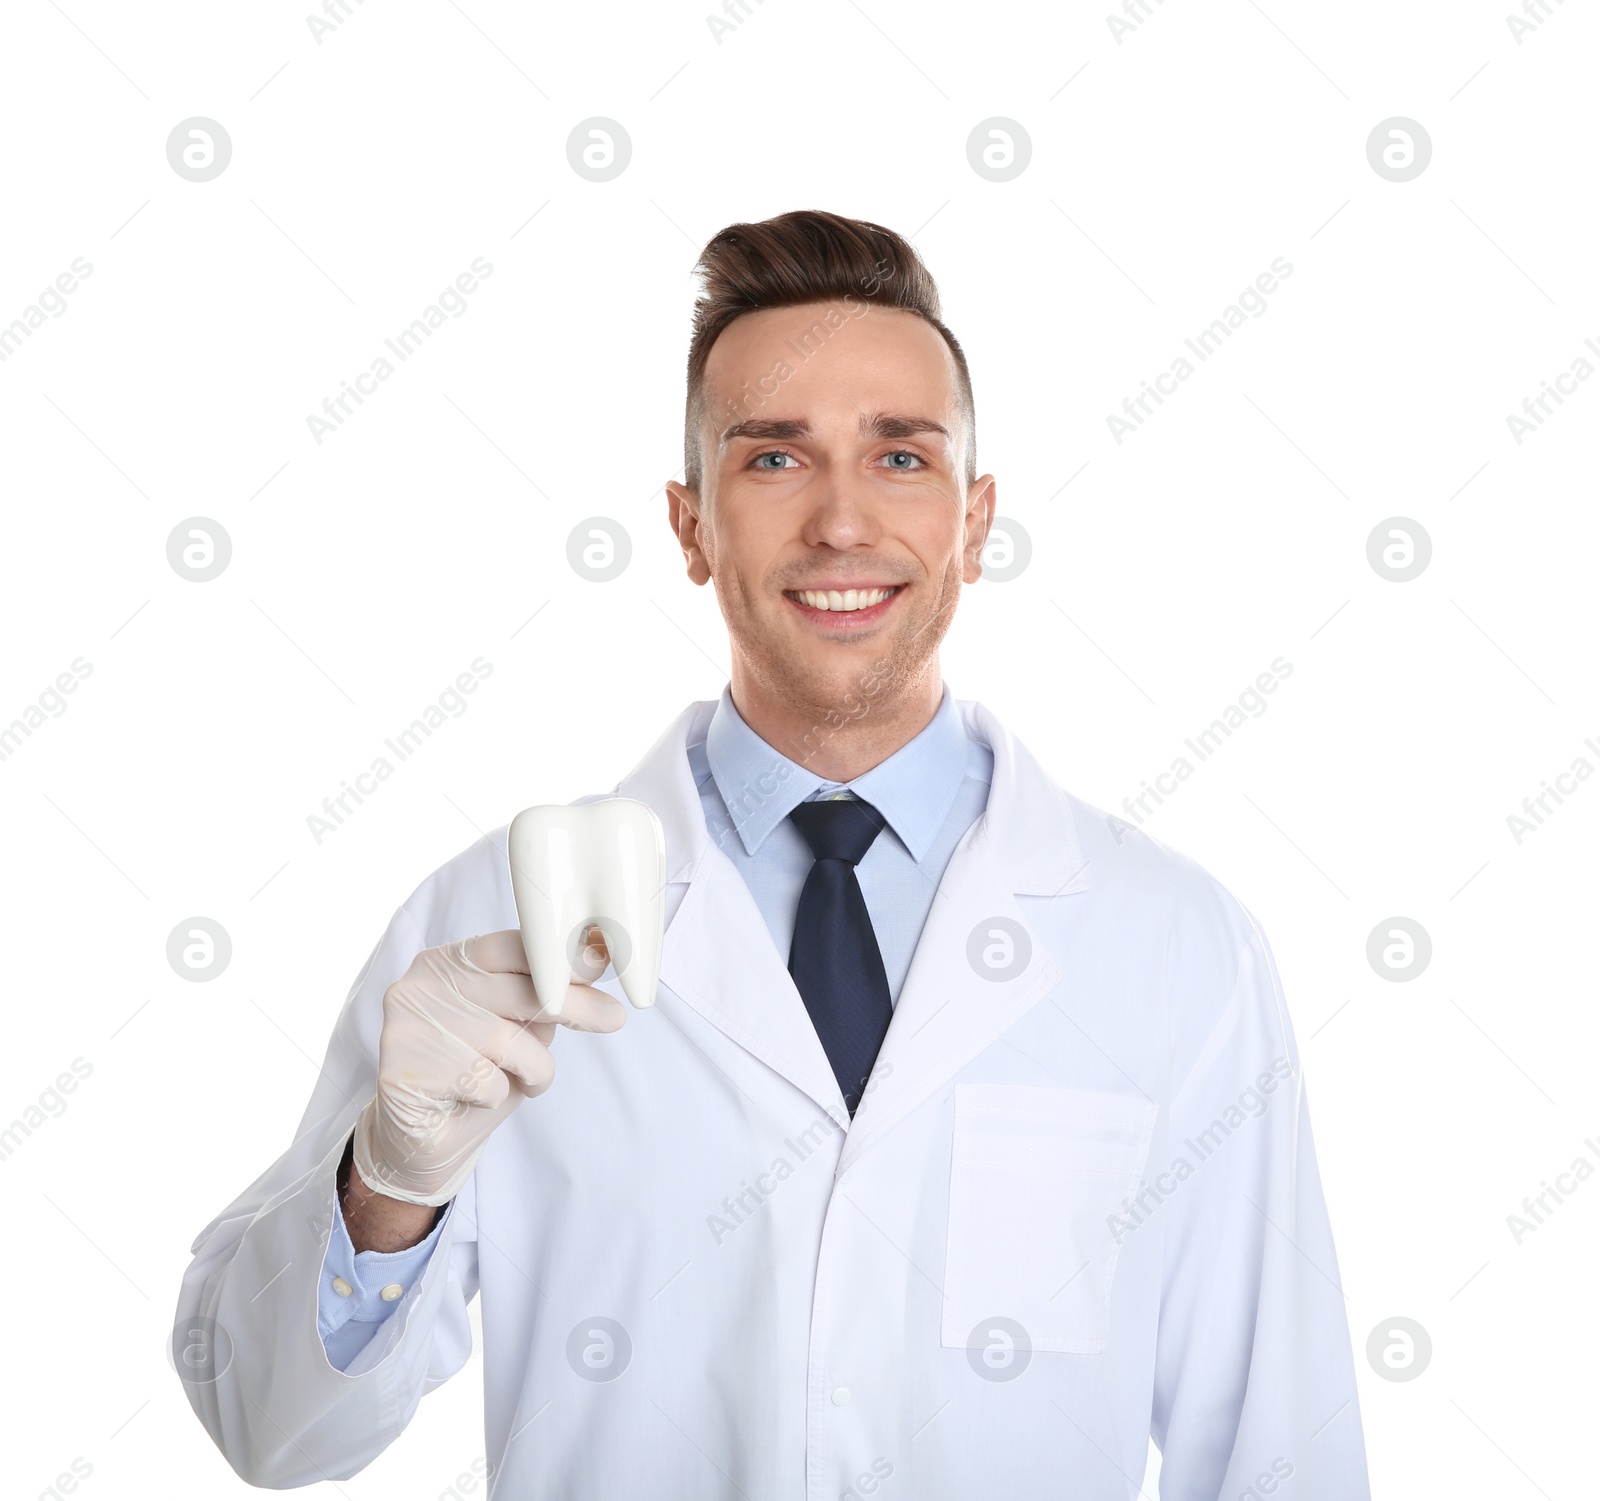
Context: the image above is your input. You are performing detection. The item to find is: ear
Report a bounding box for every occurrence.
[665,480,712,586]
[961,474,998,585]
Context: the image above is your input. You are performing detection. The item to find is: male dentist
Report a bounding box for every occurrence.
[176,209,1370,1499]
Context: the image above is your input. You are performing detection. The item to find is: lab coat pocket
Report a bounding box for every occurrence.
[941,1083,1158,1355]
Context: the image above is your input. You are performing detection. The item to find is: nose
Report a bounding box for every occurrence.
[799,467,882,551]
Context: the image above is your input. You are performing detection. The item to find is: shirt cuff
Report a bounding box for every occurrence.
[317,1186,449,1366]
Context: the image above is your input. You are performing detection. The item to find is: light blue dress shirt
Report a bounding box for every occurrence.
[317,682,991,1367]
[691,680,993,1005]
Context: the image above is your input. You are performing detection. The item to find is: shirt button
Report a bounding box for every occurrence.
[331,1277,352,1297]
[831,1387,851,1406]
[380,1283,404,1302]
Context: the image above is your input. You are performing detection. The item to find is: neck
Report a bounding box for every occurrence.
[728,656,944,783]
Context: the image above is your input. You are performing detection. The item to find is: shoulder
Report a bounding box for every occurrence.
[1066,786,1259,948]
[390,782,631,948]
[964,695,1254,942]
[390,825,518,948]
[978,697,1275,1029]
[1058,782,1293,1066]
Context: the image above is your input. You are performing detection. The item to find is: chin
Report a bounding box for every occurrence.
[768,652,872,712]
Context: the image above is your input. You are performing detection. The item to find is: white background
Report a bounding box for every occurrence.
[2,0,1596,1496]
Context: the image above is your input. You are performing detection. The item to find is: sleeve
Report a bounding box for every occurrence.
[1150,899,1371,1501]
[172,902,482,1486]
[318,1167,452,1372]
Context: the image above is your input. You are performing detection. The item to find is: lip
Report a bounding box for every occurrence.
[783,583,904,629]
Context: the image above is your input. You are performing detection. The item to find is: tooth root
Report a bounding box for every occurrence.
[507,799,666,1015]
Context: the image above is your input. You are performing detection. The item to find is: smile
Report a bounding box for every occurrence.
[782,584,904,633]
[785,585,901,614]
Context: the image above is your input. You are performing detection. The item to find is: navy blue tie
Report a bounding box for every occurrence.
[787,796,893,1117]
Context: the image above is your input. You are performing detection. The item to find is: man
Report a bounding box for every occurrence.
[176,209,1370,1498]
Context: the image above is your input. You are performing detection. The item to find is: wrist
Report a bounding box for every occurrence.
[338,1132,442,1253]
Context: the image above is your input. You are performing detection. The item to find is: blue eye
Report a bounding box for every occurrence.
[753,451,798,470]
[880,450,924,469]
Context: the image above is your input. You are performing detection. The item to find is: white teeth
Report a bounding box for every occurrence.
[794,587,894,612]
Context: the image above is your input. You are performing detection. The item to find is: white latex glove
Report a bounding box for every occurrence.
[352,928,625,1206]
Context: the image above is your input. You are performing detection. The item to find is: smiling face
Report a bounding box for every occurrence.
[666,301,995,773]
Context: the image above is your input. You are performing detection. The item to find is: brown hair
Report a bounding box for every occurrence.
[683,209,976,490]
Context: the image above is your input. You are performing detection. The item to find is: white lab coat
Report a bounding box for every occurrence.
[176,697,1369,1499]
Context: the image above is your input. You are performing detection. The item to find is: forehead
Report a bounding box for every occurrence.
[702,302,960,418]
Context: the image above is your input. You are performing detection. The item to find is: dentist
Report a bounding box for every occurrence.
[175,209,1371,1499]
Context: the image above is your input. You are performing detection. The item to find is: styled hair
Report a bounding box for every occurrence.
[682,209,976,490]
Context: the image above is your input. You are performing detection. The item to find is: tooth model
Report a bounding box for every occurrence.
[507,799,666,1017]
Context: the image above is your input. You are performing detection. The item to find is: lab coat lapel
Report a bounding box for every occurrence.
[612,698,1091,1145]
[837,701,1091,1177]
[616,701,847,1122]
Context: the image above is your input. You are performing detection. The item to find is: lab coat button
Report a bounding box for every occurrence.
[380,1283,404,1302]
[330,1277,352,1297]
[831,1387,851,1406]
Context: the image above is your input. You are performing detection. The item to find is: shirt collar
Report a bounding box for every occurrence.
[704,681,971,863]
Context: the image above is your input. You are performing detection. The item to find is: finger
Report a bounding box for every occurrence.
[458,928,534,976]
[550,982,627,1034]
[568,923,611,983]
[445,1053,514,1111]
[438,956,546,1022]
[456,930,616,998]
[446,960,615,1027]
[448,1010,557,1098]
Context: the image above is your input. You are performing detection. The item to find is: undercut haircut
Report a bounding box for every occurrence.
[683,209,977,492]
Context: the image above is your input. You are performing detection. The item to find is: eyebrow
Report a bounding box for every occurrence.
[719,411,951,446]
[720,416,811,444]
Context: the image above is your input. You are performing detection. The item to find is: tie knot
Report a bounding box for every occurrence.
[788,796,886,866]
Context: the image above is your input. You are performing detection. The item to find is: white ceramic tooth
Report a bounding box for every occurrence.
[507,798,666,1017]
[828,590,844,610]
[843,589,859,610]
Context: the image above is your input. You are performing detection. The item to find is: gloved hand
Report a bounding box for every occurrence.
[352,928,625,1206]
